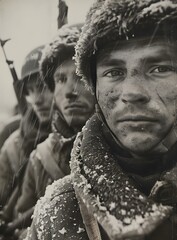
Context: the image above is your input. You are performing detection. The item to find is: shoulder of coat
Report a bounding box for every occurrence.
[2,129,21,149]
[33,175,74,223]
[29,133,53,163]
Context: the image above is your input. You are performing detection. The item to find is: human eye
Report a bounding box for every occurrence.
[103,69,125,78]
[150,65,176,74]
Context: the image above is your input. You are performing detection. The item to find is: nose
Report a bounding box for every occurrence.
[121,78,150,104]
[65,78,78,99]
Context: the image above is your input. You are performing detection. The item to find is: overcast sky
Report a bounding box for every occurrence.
[0,0,94,120]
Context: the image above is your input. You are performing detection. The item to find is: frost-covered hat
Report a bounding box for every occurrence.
[40,24,82,92]
[75,0,177,92]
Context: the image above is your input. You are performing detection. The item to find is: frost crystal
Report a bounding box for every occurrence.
[58,227,67,235]
[77,227,85,233]
[109,202,116,210]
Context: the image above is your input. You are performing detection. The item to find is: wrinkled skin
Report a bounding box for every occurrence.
[96,37,177,155]
[53,59,95,131]
[26,74,53,124]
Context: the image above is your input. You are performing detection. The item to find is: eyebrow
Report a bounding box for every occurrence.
[97,58,125,67]
[97,48,176,67]
[146,48,176,61]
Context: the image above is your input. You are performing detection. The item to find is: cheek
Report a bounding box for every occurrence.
[54,88,63,108]
[155,82,177,115]
[97,88,120,118]
[25,95,35,105]
[44,92,53,104]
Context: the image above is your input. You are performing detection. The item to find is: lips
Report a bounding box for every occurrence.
[117,115,157,122]
[65,103,85,110]
[36,108,50,113]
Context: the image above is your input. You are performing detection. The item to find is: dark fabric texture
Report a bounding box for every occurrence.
[25,176,88,240]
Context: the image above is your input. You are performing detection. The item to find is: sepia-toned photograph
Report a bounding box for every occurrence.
[0,0,177,239]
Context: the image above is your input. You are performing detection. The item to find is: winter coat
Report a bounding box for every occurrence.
[0,129,23,208]
[15,110,76,218]
[0,108,51,221]
[15,132,75,215]
[0,114,20,150]
[26,114,177,240]
[25,175,88,240]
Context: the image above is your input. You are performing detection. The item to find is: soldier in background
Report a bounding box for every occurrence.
[0,46,53,239]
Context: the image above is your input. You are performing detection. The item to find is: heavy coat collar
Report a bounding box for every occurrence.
[71,114,174,239]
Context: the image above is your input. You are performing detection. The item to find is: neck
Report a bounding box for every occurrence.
[52,108,76,138]
[72,125,83,134]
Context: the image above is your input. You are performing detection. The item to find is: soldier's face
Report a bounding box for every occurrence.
[96,37,177,155]
[53,59,95,129]
[26,75,53,123]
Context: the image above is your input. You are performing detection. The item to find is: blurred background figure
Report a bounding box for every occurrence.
[0,46,53,240]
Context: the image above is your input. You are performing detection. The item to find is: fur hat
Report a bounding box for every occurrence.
[40,24,82,92]
[75,0,177,92]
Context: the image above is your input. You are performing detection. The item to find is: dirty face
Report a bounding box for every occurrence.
[53,59,95,130]
[26,74,53,123]
[96,37,177,155]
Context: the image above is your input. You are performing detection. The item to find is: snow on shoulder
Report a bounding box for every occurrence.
[32,175,73,226]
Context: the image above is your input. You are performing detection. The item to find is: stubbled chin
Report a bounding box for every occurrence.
[118,134,161,154]
[38,114,50,123]
[65,116,89,127]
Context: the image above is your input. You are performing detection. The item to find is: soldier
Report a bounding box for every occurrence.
[0,46,53,238]
[26,0,177,239]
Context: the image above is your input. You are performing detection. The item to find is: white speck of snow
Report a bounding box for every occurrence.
[98,174,105,184]
[59,227,67,235]
[77,227,85,233]
[120,209,126,216]
[123,217,131,224]
[139,195,144,200]
[50,215,57,222]
[95,165,102,170]
[109,202,116,210]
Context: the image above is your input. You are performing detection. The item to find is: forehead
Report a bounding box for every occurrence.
[97,37,177,66]
[54,59,75,75]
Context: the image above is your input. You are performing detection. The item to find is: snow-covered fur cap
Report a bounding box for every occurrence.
[75,0,177,92]
[40,24,82,92]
